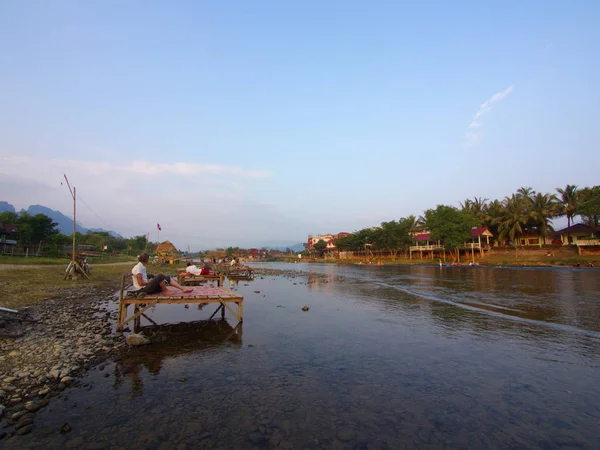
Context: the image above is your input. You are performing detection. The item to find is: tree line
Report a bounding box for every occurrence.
[0,211,155,256]
[333,184,600,256]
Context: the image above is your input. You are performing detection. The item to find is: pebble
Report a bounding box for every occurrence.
[15,424,33,435]
[302,306,310,311]
[66,436,85,448]
[61,376,74,384]
[24,401,42,412]
[337,427,356,442]
[15,417,34,430]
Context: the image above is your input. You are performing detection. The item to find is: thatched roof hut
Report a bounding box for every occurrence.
[156,240,178,256]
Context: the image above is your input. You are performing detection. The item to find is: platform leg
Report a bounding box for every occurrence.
[221,302,225,320]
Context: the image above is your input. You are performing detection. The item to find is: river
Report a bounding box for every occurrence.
[7,263,600,449]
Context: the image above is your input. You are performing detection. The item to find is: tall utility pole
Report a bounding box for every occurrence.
[63,174,89,280]
[64,174,76,268]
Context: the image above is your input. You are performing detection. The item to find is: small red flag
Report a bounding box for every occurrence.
[157,223,162,231]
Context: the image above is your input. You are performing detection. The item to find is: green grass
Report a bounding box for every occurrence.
[0,255,136,265]
[0,263,137,309]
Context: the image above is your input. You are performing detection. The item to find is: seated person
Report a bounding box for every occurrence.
[133,253,192,295]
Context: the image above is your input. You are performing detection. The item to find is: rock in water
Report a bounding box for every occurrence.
[126,333,151,347]
[302,306,309,312]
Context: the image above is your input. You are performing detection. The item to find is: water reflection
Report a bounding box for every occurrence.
[115,320,242,397]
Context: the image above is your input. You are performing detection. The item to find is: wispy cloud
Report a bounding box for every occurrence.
[465,84,514,147]
[3,156,272,179]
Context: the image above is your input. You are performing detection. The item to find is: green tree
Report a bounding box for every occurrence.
[313,239,327,257]
[528,193,560,245]
[225,247,234,257]
[556,184,578,240]
[0,211,18,225]
[498,194,529,245]
[422,205,477,259]
[577,186,600,227]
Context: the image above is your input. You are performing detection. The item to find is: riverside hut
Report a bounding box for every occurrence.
[156,240,179,264]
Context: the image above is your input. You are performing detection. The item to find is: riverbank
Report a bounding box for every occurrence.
[0,285,124,439]
[291,246,600,268]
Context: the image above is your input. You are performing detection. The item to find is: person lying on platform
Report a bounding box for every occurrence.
[132,253,192,295]
[186,262,214,276]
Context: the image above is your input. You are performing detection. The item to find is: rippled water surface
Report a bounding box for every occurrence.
[8,263,600,449]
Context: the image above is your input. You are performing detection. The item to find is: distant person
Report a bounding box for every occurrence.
[230,258,237,267]
[132,253,192,295]
[200,262,213,275]
[185,262,202,276]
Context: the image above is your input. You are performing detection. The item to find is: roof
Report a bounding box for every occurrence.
[471,227,493,237]
[156,240,178,255]
[555,223,600,235]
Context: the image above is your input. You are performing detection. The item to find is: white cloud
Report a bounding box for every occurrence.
[0,154,301,249]
[465,84,514,147]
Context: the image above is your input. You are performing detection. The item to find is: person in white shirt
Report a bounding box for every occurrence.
[185,262,202,276]
[132,253,192,295]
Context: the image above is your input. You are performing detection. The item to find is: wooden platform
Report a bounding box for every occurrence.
[117,274,243,332]
[177,272,225,287]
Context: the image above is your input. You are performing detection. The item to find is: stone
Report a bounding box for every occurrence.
[302,306,310,311]
[337,427,355,442]
[61,376,74,384]
[16,424,33,435]
[49,369,61,379]
[65,436,84,448]
[11,410,28,421]
[24,401,42,412]
[39,388,51,396]
[16,417,34,430]
[8,351,19,357]
[126,333,151,347]
[60,422,72,434]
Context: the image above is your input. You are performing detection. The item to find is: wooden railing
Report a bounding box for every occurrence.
[409,244,444,252]
[460,243,481,249]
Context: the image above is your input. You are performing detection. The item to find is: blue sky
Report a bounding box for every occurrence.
[1,1,599,249]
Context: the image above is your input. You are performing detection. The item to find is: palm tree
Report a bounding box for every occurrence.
[482,199,505,242]
[517,186,536,202]
[498,195,529,246]
[529,193,560,245]
[556,184,578,242]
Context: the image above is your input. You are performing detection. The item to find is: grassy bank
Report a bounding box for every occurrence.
[0,255,137,265]
[0,261,193,309]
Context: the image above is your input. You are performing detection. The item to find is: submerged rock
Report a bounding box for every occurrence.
[126,333,151,347]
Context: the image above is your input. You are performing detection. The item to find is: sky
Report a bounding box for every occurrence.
[1,1,599,250]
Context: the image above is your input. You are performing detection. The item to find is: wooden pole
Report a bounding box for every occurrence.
[73,186,76,268]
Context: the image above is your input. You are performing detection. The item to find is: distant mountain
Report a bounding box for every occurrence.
[0,201,16,214]
[0,201,122,237]
[26,204,88,235]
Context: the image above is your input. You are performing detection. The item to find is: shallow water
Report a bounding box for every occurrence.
[7,263,600,449]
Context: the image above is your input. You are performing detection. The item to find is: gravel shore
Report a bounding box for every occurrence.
[0,285,123,439]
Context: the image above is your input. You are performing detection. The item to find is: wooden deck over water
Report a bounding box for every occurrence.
[117,275,243,331]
